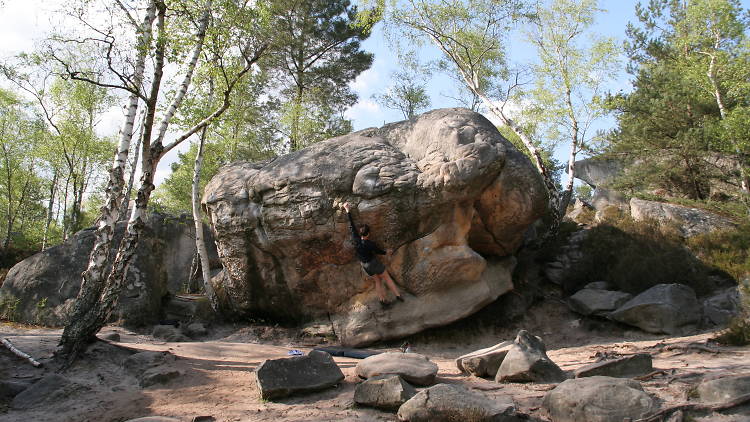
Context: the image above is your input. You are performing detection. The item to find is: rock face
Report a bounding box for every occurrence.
[0,213,219,327]
[574,354,653,378]
[629,198,736,237]
[542,376,656,422]
[575,158,623,188]
[609,283,701,334]
[356,352,439,386]
[254,350,344,400]
[495,330,565,383]
[455,341,513,378]
[397,383,519,422]
[568,288,633,317]
[354,375,417,410]
[202,108,547,345]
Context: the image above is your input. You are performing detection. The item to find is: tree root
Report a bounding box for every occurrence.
[634,393,750,422]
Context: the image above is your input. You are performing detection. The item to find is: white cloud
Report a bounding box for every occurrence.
[345,98,388,130]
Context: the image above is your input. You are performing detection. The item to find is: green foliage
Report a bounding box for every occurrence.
[574,184,593,202]
[372,59,431,120]
[498,125,564,191]
[0,294,20,321]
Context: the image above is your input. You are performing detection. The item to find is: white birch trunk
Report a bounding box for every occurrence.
[192,125,219,311]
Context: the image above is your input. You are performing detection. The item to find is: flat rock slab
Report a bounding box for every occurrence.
[356,352,438,386]
[255,350,344,400]
[496,330,565,383]
[568,289,632,316]
[542,376,656,422]
[455,341,513,378]
[354,374,416,410]
[696,373,750,403]
[575,353,653,378]
[609,283,700,335]
[397,383,520,422]
[313,346,381,359]
[11,374,89,410]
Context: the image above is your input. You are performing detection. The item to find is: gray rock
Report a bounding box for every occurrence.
[123,351,177,375]
[0,380,33,399]
[584,281,613,290]
[356,352,439,386]
[630,198,736,237]
[152,324,189,342]
[591,187,629,213]
[202,108,548,346]
[354,374,416,410]
[696,373,750,403]
[542,376,656,422]
[455,341,513,378]
[0,213,219,327]
[397,383,520,422]
[255,350,344,400]
[568,289,633,316]
[574,158,623,188]
[11,374,89,410]
[495,330,565,383]
[140,367,183,388]
[609,283,701,334]
[103,332,121,342]
[183,322,208,338]
[703,287,741,326]
[574,353,653,378]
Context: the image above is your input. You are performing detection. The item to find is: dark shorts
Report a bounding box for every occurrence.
[361,258,386,276]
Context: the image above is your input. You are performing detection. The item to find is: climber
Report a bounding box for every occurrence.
[343,202,404,306]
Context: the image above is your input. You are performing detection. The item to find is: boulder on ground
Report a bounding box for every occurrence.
[702,286,741,326]
[609,283,701,334]
[354,374,417,410]
[397,383,520,422]
[0,380,32,399]
[574,353,653,378]
[574,158,623,188]
[696,373,750,404]
[542,376,656,422]
[255,350,344,400]
[495,330,565,383]
[356,352,439,386]
[568,289,633,317]
[140,367,183,388]
[152,324,189,342]
[183,322,208,338]
[584,281,614,290]
[11,374,89,410]
[455,341,513,378]
[123,351,177,375]
[629,198,735,237]
[202,108,548,346]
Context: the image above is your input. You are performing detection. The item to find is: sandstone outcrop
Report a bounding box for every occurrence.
[202,108,548,346]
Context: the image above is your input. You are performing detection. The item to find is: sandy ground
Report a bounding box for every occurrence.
[1,302,749,422]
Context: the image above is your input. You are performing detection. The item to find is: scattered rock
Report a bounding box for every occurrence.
[702,286,741,326]
[696,373,750,403]
[542,376,656,422]
[609,283,701,334]
[568,289,633,317]
[574,353,653,378]
[152,324,190,342]
[455,341,513,378]
[11,374,89,410]
[356,352,439,386]
[255,350,344,400]
[397,383,520,422]
[495,330,565,383]
[629,198,736,237]
[141,367,183,388]
[354,374,417,410]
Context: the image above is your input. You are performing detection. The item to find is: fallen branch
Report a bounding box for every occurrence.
[634,393,750,422]
[1,337,43,367]
[634,370,667,381]
[659,342,720,354]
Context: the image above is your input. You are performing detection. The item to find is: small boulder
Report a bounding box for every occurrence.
[356,352,439,386]
[183,322,208,338]
[455,341,513,378]
[255,350,344,400]
[397,383,519,422]
[495,330,565,383]
[11,374,89,410]
[568,289,633,317]
[123,351,177,375]
[542,376,656,422]
[703,287,741,326]
[152,324,189,342]
[609,284,701,334]
[0,380,33,399]
[141,367,183,388]
[695,373,750,403]
[629,198,736,237]
[354,374,416,410]
[103,332,121,342]
[574,353,653,378]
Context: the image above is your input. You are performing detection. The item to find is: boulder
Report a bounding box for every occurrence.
[574,353,653,378]
[255,350,344,400]
[356,352,439,386]
[568,289,633,317]
[11,374,89,410]
[140,367,183,388]
[152,325,189,342]
[542,376,656,422]
[584,281,614,290]
[609,283,701,334]
[353,374,417,410]
[397,383,520,422]
[183,322,208,338]
[591,187,629,213]
[495,330,565,383]
[703,286,741,326]
[629,198,736,238]
[0,380,33,399]
[202,108,547,346]
[123,351,177,376]
[574,158,623,188]
[695,373,750,403]
[102,332,121,342]
[0,213,219,326]
[455,341,513,378]
[543,230,587,288]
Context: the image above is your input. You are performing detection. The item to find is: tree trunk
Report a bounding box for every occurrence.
[119,108,146,221]
[41,170,58,250]
[192,122,219,311]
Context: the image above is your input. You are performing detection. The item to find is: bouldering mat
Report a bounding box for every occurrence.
[313,346,381,359]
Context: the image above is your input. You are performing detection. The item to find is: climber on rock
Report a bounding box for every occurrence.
[343,202,404,306]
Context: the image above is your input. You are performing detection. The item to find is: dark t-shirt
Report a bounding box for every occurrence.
[347,211,386,263]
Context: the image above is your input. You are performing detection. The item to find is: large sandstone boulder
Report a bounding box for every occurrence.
[495,330,565,383]
[575,158,623,188]
[629,198,736,237]
[609,283,701,334]
[397,383,520,422]
[254,350,344,400]
[356,352,438,386]
[542,376,656,422]
[202,108,547,346]
[0,213,219,327]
